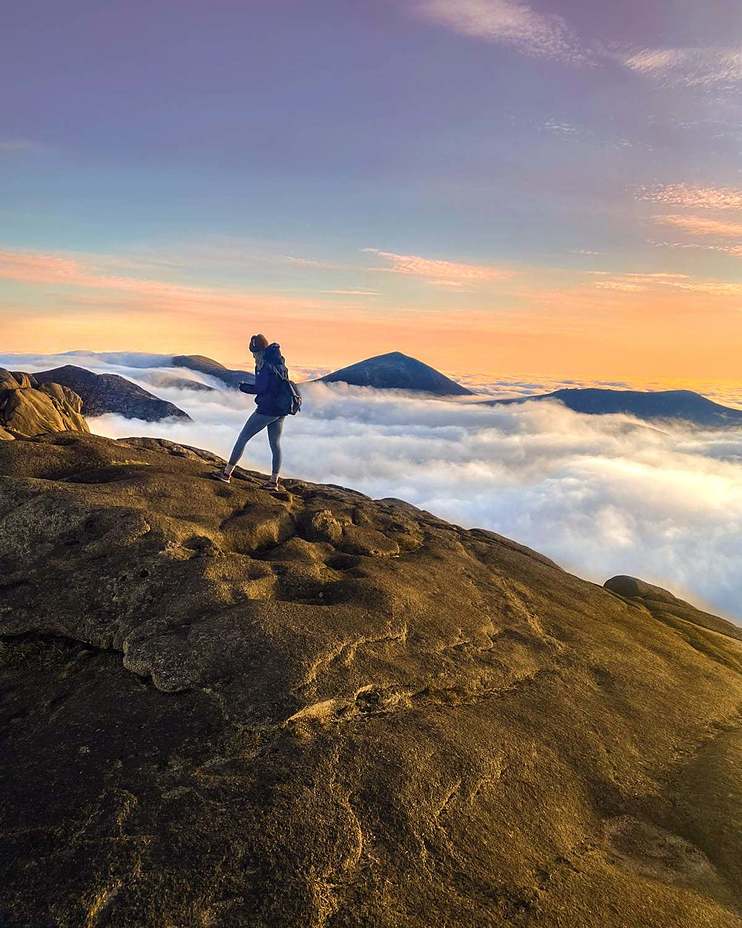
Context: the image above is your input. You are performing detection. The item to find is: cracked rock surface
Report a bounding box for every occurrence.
[0,433,740,927]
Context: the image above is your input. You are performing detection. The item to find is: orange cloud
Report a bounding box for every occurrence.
[622,47,742,87]
[654,214,742,238]
[652,240,742,258]
[589,270,742,297]
[636,184,742,209]
[624,49,683,74]
[3,246,742,381]
[362,248,513,285]
[0,248,345,320]
[320,289,380,296]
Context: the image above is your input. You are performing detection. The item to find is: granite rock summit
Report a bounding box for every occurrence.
[0,433,740,927]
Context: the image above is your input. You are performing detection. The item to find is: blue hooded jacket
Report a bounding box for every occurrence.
[240,343,290,416]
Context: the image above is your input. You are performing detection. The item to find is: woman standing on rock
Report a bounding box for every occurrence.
[214,334,300,489]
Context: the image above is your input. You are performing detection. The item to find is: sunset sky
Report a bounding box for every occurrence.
[3,0,742,379]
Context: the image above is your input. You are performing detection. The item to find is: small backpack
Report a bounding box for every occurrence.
[276,370,302,415]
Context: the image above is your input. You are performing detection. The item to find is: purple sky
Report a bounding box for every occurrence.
[2,0,742,377]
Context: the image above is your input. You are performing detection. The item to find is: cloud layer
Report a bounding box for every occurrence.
[411,1,742,92]
[5,351,738,622]
[623,47,742,88]
[656,215,742,238]
[362,248,513,287]
[411,0,584,62]
[637,184,742,210]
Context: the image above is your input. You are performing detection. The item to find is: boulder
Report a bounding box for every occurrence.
[605,574,742,642]
[0,369,89,437]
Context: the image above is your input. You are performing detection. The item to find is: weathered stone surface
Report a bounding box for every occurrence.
[3,370,34,389]
[0,432,740,928]
[0,369,89,438]
[298,507,344,544]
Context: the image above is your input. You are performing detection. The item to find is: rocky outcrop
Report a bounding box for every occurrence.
[33,365,191,422]
[605,575,742,643]
[0,433,740,927]
[0,369,89,438]
[320,351,473,395]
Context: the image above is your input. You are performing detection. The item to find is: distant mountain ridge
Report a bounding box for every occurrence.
[172,355,255,388]
[34,366,191,422]
[489,387,742,429]
[320,351,472,395]
[149,375,216,393]
[7,353,740,431]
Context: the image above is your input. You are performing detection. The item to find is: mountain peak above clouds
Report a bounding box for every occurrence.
[172,354,255,388]
[490,387,742,428]
[33,365,191,422]
[320,351,472,395]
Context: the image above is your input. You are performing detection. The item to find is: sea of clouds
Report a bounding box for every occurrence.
[3,350,741,622]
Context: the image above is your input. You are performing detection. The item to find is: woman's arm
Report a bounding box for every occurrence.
[239,381,257,394]
[252,367,272,395]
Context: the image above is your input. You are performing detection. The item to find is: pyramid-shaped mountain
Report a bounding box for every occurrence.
[320,351,472,395]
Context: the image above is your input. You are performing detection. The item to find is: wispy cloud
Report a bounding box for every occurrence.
[320,289,380,296]
[655,215,742,238]
[623,49,684,76]
[653,240,742,259]
[542,119,580,135]
[363,248,513,286]
[636,184,742,210]
[0,138,42,153]
[591,271,691,293]
[590,270,742,297]
[410,0,584,63]
[0,248,334,318]
[280,255,340,269]
[119,239,348,274]
[623,47,742,88]
[410,5,740,86]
